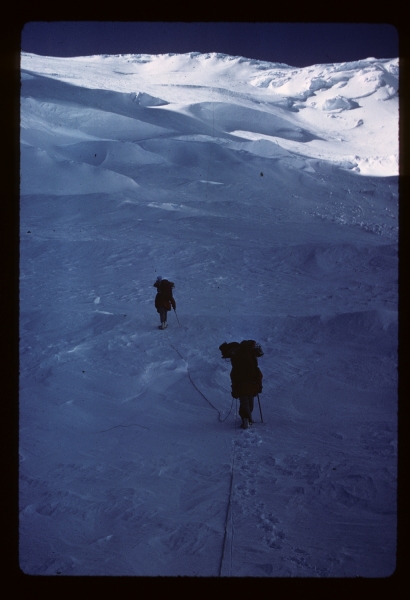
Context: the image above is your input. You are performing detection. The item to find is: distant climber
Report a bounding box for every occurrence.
[220,340,263,429]
[154,276,176,329]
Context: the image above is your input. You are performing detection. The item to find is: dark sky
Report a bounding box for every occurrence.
[21,22,399,68]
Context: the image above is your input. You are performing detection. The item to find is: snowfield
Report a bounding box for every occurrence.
[19,52,398,577]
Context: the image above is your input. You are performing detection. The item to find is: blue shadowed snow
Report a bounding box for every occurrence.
[19,52,398,577]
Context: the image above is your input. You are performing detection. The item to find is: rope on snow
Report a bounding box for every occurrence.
[165,328,240,576]
[219,398,238,576]
[91,423,150,433]
[165,329,234,422]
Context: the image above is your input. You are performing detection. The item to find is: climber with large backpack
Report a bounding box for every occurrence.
[219,340,263,429]
[153,276,176,329]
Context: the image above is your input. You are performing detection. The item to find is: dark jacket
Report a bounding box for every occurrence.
[154,279,176,312]
[230,341,263,398]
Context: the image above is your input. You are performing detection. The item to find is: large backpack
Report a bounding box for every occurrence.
[159,279,174,300]
[219,341,240,360]
[220,340,264,398]
[219,340,263,361]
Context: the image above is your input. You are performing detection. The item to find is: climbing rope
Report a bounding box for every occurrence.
[219,446,235,575]
[164,327,241,576]
[91,422,149,434]
[164,329,239,574]
[219,398,238,577]
[165,328,235,422]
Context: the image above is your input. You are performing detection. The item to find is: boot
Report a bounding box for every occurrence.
[241,418,249,429]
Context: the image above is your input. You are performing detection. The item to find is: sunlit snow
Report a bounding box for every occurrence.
[20,52,398,577]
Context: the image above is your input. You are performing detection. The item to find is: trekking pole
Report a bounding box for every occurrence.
[174,308,181,326]
[257,394,264,423]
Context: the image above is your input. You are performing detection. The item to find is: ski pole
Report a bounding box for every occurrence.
[257,394,264,423]
[174,308,181,326]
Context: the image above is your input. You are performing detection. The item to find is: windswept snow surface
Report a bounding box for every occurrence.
[20,52,398,577]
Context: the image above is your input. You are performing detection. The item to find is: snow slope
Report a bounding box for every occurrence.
[19,52,398,577]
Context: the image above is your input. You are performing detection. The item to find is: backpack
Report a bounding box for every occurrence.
[219,340,263,361]
[159,279,174,300]
[219,341,240,360]
[221,340,263,398]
